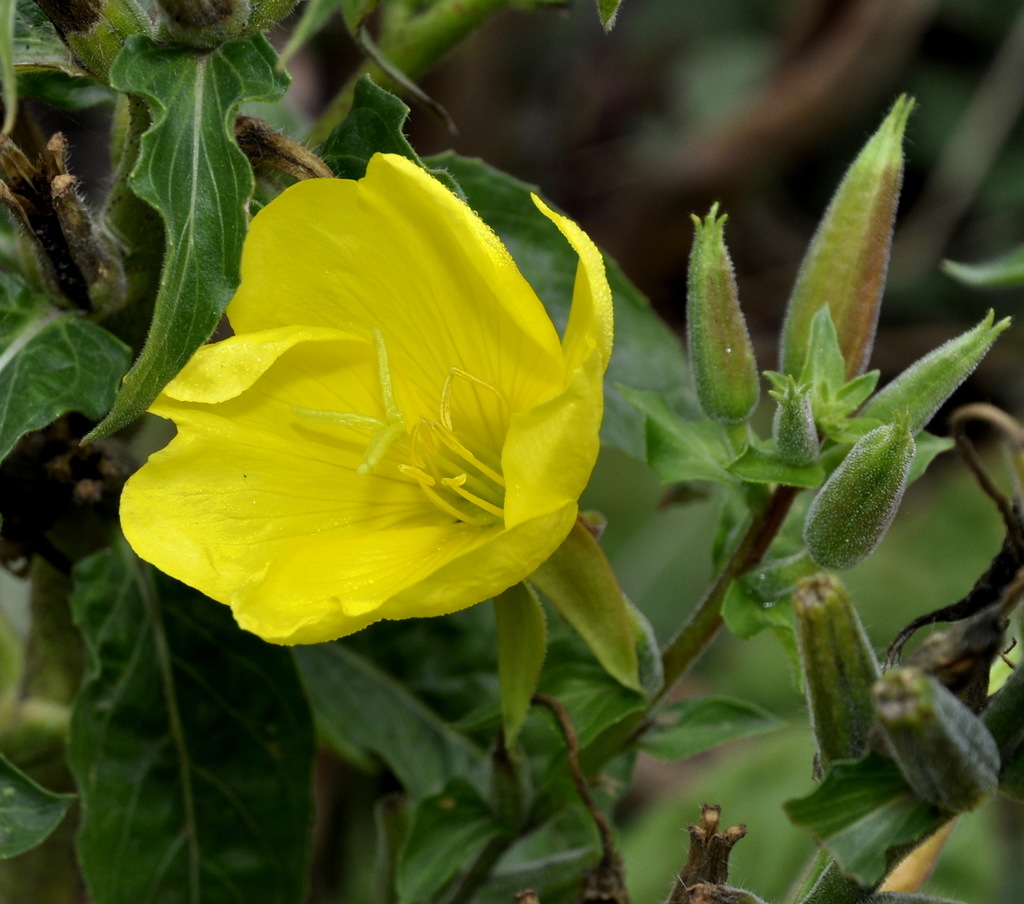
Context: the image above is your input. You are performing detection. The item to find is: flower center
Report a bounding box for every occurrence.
[293,329,507,526]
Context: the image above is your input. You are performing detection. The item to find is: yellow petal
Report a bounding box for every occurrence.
[503,350,604,527]
[228,154,565,420]
[532,195,614,376]
[236,503,577,644]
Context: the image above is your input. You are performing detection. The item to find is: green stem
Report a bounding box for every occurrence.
[658,484,799,702]
[309,0,513,144]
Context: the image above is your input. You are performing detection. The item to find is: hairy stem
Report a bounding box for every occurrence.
[658,484,799,702]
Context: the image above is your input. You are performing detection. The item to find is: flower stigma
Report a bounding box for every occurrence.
[294,328,507,527]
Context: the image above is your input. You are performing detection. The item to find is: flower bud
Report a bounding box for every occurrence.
[860,311,1011,434]
[780,96,914,379]
[156,0,251,47]
[794,574,880,771]
[687,204,759,423]
[873,667,999,812]
[803,420,914,570]
[768,374,819,466]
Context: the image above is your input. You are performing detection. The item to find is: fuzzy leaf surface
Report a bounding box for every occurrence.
[90,34,287,438]
[0,272,129,462]
[67,545,314,904]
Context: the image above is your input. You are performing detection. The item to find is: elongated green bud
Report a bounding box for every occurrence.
[794,574,880,771]
[768,375,819,466]
[687,204,759,423]
[873,667,999,812]
[780,96,914,379]
[860,311,1011,434]
[803,420,914,569]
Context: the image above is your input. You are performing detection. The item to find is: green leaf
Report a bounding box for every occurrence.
[723,578,796,640]
[785,753,945,885]
[0,271,130,463]
[618,385,736,485]
[639,696,783,760]
[295,643,488,801]
[597,0,622,30]
[321,77,462,194]
[529,520,640,692]
[728,444,826,488]
[396,778,506,904]
[425,152,695,460]
[537,632,646,750]
[88,34,288,439]
[484,847,595,904]
[0,753,74,859]
[943,244,1024,288]
[10,0,87,77]
[67,544,315,904]
[495,583,547,746]
[1,0,16,134]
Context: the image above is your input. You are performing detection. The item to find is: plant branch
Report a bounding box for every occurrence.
[658,484,800,703]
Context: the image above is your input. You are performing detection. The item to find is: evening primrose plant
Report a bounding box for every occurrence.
[0,4,1022,904]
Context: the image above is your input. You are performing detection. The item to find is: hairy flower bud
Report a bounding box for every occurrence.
[860,311,1011,434]
[780,96,914,379]
[803,420,914,570]
[768,375,819,465]
[794,574,880,771]
[873,667,999,812]
[156,0,251,46]
[687,205,759,423]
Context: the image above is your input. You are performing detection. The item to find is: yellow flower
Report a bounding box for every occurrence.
[121,153,613,644]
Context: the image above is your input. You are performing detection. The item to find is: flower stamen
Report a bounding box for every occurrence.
[293,328,407,474]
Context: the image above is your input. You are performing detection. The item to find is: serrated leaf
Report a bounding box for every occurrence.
[396,778,506,904]
[618,385,736,485]
[0,753,74,859]
[639,696,783,760]
[295,643,488,801]
[785,753,945,885]
[67,544,315,904]
[0,271,130,462]
[728,445,826,488]
[321,76,462,194]
[597,0,622,30]
[425,152,695,460]
[943,245,1024,288]
[89,34,288,439]
[483,847,595,903]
